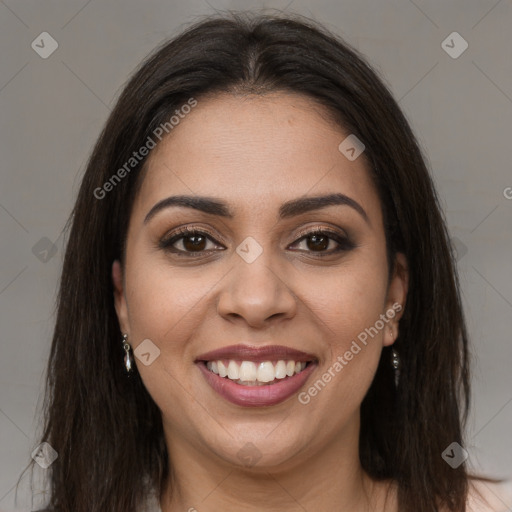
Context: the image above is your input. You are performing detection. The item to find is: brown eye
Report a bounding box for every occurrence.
[182,234,207,252]
[305,233,330,251]
[289,229,355,255]
[159,228,224,255]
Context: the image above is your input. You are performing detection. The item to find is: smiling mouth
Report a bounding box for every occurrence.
[203,359,313,386]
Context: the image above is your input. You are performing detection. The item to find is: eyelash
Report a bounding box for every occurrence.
[158,226,356,257]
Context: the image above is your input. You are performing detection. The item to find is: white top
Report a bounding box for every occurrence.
[144,490,162,512]
[467,479,512,511]
[142,479,512,511]
[141,489,161,512]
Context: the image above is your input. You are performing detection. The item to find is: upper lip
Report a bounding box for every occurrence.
[195,344,317,363]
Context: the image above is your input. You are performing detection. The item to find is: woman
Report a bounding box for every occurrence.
[24,11,510,512]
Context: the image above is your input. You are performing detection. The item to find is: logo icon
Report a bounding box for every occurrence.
[441,32,468,59]
[31,442,58,469]
[31,32,59,59]
[450,237,468,262]
[236,237,263,264]
[134,339,161,366]
[236,442,262,467]
[338,134,365,161]
[442,442,468,468]
[32,237,58,263]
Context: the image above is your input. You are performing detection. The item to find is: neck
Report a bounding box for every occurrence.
[159,415,394,512]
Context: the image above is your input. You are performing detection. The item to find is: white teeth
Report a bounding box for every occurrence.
[239,361,257,381]
[217,361,227,378]
[275,360,287,379]
[227,360,239,380]
[205,359,309,384]
[257,361,275,383]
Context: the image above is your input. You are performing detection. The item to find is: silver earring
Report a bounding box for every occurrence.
[391,340,400,388]
[122,334,134,375]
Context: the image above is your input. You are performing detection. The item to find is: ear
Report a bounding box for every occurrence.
[112,260,130,335]
[383,252,408,347]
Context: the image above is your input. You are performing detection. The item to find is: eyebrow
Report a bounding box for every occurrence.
[143,193,370,225]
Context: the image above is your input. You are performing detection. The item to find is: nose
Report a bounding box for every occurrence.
[216,249,298,329]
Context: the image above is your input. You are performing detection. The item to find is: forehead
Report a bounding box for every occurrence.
[133,92,381,223]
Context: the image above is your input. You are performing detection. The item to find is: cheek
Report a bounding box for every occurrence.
[124,257,221,345]
[301,255,389,405]
[297,266,388,421]
[308,258,389,344]
[122,260,218,419]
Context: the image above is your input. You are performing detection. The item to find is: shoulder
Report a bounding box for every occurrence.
[466,478,512,512]
[380,477,512,512]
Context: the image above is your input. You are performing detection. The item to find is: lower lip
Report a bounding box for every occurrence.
[197,361,317,407]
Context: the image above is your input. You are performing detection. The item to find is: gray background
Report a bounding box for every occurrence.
[1,0,511,510]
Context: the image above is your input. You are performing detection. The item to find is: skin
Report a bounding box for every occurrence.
[112,92,409,511]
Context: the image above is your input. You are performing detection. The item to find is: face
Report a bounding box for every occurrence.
[113,92,408,471]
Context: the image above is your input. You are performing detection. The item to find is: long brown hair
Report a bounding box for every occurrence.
[23,11,474,511]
